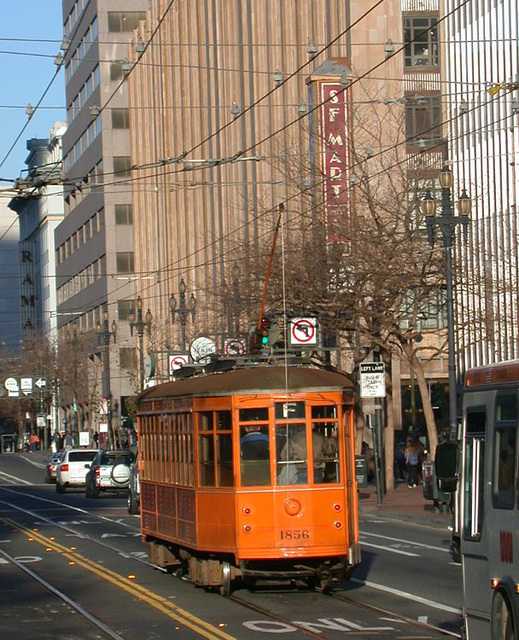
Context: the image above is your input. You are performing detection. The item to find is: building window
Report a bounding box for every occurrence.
[115,204,133,225]
[110,62,123,81]
[108,12,147,32]
[112,108,130,129]
[118,299,135,320]
[405,95,442,143]
[113,156,131,179]
[120,347,137,370]
[116,252,134,274]
[404,16,439,69]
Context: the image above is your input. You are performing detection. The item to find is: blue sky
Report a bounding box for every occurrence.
[0,3,65,185]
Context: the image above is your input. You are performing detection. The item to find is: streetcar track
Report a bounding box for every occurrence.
[0,546,125,640]
[330,592,462,638]
[0,487,462,638]
[0,490,157,569]
[4,519,237,640]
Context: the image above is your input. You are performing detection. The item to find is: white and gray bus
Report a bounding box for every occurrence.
[437,361,519,639]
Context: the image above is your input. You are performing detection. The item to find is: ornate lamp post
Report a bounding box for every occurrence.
[420,165,471,440]
[169,278,196,353]
[128,296,152,392]
[96,312,117,447]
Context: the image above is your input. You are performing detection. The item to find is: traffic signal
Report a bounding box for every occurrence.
[260,317,271,346]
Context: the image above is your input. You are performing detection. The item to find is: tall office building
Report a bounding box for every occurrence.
[0,201,21,354]
[444,0,519,372]
[9,123,66,345]
[57,1,148,435]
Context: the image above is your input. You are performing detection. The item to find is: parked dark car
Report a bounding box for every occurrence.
[85,450,135,498]
[44,451,65,483]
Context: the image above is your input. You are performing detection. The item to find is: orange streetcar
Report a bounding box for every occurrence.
[137,363,360,595]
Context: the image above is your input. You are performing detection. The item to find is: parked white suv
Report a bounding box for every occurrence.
[85,450,135,498]
[55,449,98,493]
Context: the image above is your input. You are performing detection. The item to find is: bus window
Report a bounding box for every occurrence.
[492,393,517,509]
[240,425,270,486]
[463,409,485,540]
[493,428,516,509]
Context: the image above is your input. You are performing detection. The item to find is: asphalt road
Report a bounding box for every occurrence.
[0,451,463,639]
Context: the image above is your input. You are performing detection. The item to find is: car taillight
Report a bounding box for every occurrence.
[94,466,100,477]
[49,464,55,472]
[61,464,68,472]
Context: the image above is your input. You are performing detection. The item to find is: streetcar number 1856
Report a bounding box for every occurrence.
[280,530,310,540]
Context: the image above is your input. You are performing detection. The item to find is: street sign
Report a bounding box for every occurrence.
[289,317,318,346]
[224,339,246,356]
[4,377,18,392]
[21,377,33,392]
[35,377,47,390]
[360,362,386,398]
[36,414,46,427]
[189,336,217,364]
[169,354,189,376]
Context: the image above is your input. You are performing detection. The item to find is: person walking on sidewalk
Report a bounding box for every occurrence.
[405,437,420,488]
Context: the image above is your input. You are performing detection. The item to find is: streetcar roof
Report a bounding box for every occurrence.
[138,365,353,401]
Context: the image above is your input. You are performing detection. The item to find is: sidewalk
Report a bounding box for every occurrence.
[359,480,452,530]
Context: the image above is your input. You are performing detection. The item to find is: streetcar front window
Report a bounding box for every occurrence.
[277,423,307,485]
[240,424,270,486]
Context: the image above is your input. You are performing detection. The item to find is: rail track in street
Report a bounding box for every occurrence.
[0,484,462,639]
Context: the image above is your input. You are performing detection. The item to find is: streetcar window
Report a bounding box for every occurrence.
[239,407,268,422]
[276,424,308,485]
[217,411,232,430]
[240,425,270,486]
[198,434,215,486]
[275,402,305,419]
[217,434,234,487]
[199,412,213,430]
[312,405,337,419]
[312,424,339,484]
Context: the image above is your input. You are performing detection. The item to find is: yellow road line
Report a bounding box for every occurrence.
[4,519,236,640]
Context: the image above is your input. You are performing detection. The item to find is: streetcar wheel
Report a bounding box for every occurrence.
[55,482,65,493]
[492,590,515,640]
[220,561,232,597]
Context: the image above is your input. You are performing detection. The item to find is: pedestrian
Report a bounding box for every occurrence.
[93,431,99,448]
[64,431,74,450]
[29,432,37,452]
[405,437,420,488]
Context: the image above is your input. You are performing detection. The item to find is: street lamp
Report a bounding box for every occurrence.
[128,296,152,391]
[420,165,471,440]
[96,312,117,447]
[169,278,196,353]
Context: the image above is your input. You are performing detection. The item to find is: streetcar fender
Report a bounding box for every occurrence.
[348,542,361,566]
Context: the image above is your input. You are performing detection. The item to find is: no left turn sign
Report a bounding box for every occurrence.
[169,354,188,377]
[289,317,317,346]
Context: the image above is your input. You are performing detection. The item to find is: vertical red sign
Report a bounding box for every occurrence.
[318,81,351,244]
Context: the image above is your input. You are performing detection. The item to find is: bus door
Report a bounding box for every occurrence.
[461,404,487,619]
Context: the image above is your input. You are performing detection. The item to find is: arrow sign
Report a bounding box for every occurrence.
[35,378,47,389]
